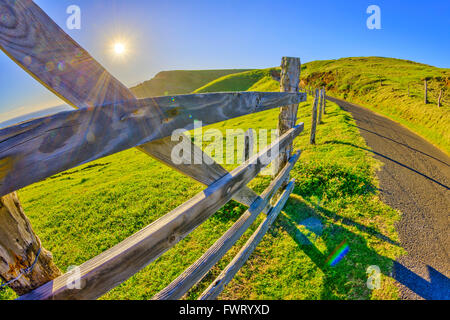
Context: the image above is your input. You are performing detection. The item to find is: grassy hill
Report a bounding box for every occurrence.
[194,68,279,93]
[130,69,250,98]
[0,60,406,300]
[190,57,449,154]
[301,57,450,154]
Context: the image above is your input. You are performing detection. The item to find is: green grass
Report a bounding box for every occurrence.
[194,68,278,93]
[130,69,251,97]
[300,57,450,154]
[1,94,403,300]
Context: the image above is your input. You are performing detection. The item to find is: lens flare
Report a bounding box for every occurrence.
[114,43,125,55]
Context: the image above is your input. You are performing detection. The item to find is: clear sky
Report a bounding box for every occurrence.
[0,0,449,123]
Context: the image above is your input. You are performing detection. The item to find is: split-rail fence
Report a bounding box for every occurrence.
[0,0,324,300]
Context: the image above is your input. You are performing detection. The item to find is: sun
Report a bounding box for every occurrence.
[114,42,126,55]
[108,37,132,61]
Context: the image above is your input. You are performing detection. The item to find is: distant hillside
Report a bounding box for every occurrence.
[192,57,449,153]
[129,69,251,98]
[300,57,449,153]
[128,57,448,152]
[194,68,279,93]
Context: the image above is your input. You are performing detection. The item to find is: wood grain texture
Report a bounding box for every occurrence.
[0,192,61,295]
[276,57,301,176]
[198,179,295,300]
[152,150,301,300]
[318,88,324,124]
[18,124,303,300]
[0,91,306,197]
[0,0,263,208]
[310,89,319,145]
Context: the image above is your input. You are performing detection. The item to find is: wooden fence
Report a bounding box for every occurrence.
[308,87,327,145]
[0,1,309,300]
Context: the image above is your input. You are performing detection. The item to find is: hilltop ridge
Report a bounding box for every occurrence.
[138,57,448,153]
[129,69,251,98]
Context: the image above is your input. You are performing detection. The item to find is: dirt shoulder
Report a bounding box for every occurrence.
[328,96,450,300]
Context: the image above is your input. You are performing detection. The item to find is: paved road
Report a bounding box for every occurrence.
[328,96,450,300]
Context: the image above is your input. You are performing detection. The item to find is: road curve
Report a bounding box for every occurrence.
[328,96,450,300]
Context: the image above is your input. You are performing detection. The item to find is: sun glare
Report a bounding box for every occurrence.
[108,36,134,61]
[114,42,125,55]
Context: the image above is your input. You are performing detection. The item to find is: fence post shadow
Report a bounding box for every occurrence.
[271,191,449,300]
[323,140,449,190]
[271,195,393,299]
[392,262,450,300]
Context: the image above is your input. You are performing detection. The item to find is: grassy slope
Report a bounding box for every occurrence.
[1,71,403,300]
[130,69,250,98]
[194,68,279,93]
[301,57,450,154]
[194,57,450,154]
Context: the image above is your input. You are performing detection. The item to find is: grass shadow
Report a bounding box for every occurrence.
[274,195,395,299]
[272,184,449,300]
[393,262,450,300]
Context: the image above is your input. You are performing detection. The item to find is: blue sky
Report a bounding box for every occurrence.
[0,0,449,123]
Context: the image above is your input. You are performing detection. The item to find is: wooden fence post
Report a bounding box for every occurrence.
[310,89,319,145]
[424,79,428,104]
[243,129,255,161]
[0,192,61,296]
[437,89,442,108]
[323,88,327,115]
[318,88,324,124]
[276,57,301,177]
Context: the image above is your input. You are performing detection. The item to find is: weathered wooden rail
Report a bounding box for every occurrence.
[0,0,308,299]
[0,91,303,197]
